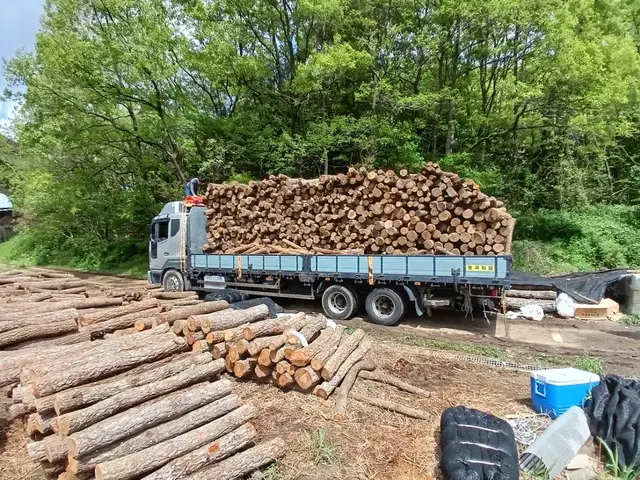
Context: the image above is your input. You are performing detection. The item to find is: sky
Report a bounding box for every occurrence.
[0,0,45,132]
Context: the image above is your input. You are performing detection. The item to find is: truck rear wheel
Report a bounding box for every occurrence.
[365,288,405,326]
[162,270,184,292]
[322,285,358,320]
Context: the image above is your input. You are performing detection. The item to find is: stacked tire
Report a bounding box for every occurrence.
[440,406,519,480]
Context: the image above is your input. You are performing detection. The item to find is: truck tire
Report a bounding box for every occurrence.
[322,285,358,320]
[162,270,184,292]
[365,288,405,326]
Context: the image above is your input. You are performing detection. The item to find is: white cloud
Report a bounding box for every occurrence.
[0,99,19,137]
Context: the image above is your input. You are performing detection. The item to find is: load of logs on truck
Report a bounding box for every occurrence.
[148,163,513,325]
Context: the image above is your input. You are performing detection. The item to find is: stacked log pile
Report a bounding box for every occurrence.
[203,163,514,256]
[8,326,284,479]
[503,289,557,314]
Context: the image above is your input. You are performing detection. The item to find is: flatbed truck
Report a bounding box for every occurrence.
[148,201,512,325]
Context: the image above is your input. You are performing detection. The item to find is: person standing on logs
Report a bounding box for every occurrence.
[184,178,200,197]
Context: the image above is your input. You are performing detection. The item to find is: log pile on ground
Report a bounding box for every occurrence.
[503,288,558,314]
[203,163,515,255]
[6,325,284,479]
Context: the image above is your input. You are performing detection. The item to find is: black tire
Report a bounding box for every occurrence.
[365,288,405,326]
[321,285,358,320]
[162,270,184,292]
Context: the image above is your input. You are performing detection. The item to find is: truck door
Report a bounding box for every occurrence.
[151,216,183,272]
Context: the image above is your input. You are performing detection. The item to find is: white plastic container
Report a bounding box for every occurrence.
[625,274,640,315]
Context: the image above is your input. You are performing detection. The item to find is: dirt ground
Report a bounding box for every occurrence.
[1,269,638,479]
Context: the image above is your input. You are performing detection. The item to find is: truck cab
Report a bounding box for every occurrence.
[148,201,187,290]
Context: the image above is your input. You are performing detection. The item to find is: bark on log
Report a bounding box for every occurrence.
[141,423,257,480]
[66,380,233,458]
[233,358,257,378]
[247,334,282,356]
[298,315,327,341]
[505,289,557,300]
[27,439,47,462]
[44,434,71,463]
[349,392,431,420]
[0,317,78,347]
[17,279,85,291]
[242,312,306,341]
[321,329,365,380]
[56,360,224,434]
[55,286,88,295]
[310,325,345,371]
[254,364,272,379]
[67,394,244,476]
[156,301,228,325]
[134,317,157,331]
[223,323,250,342]
[187,305,271,333]
[358,370,431,396]
[78,300,159,326]
[0,298,122,320]
[0,309,79,334]
[294,366,321,390]
[94,404,259,480]
[315,339,372,399]
[180,437,286,480]
[53,351,211,415]
[5,292,52,303]
[334,360,376,420]
[289,327,335,367]
[25,327,188,397]
[503,297,556,313]
[4,331,90,351]
[150,292,198,300]
[212,343,227,359]
[81,308,160,336]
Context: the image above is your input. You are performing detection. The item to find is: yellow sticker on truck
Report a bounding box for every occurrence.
[466,265,495,272]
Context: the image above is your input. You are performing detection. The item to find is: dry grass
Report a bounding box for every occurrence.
[0,422,42,480]
[234,338,532,480]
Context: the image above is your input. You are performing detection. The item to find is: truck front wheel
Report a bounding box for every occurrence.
[322,285,358,321]
[365,288,405,326]
[162,270,184,292]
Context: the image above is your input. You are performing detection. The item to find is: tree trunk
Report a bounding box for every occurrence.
[180,438,286,480]
[150,292,198,300]
[233,358,257,378]
[505,289,557,300]
[187,306,268,332]
[321,329,365,380]
[67,380,233,458]
[79,300,159,326]
[67,395,244,476]
[156,301,228,325]
[503,297,556,313]
[0,309,79,334]
[358,370,431,396]
[242,312,306,341]
[56,360,224,434]
[289,327,334,367]
[310,325,344,371]
[44,434,71,463]
[141,424,257,480]
[0,317,78,347]
[298,316,326,342]
[53,351,210,415]
[0,298,122,320]
[350,392,431,420]
[94,404,258,480]
[334,360,376,420]
[4,331,90,350]
[81,308,160,337]
[24,327,188,397]
[294,366,321,390]
[315,339,372,399]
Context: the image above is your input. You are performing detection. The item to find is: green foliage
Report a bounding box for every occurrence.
[598,438,640,480]
[574,355,604,375]
[620,315,640,326]
[309,427,337,466]
[3,0,640,271]
[513,206,640,275]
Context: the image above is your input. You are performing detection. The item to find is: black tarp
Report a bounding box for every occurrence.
[584,375,640,469]
[510,269,631,304]
[440,406,519,480]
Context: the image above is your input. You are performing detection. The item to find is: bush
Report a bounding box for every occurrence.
[512,205,640,275]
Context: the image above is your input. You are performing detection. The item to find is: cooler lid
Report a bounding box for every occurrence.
[531,368,600,386]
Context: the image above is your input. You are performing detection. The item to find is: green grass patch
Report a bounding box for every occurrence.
[620,315,640,326]
[309,427,337,466]
[261,462,293,480]
[535,353,605,374]
[394,334,506,359]
[0,236,148,278]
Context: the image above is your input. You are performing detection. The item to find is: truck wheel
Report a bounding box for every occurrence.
[365,288,405,326]
[162,270,184,292]
[322,285,358,320]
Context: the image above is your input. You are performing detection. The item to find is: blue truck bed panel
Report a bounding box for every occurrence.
[191,253,511,286]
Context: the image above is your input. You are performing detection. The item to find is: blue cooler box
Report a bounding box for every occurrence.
[530,368,600,419]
